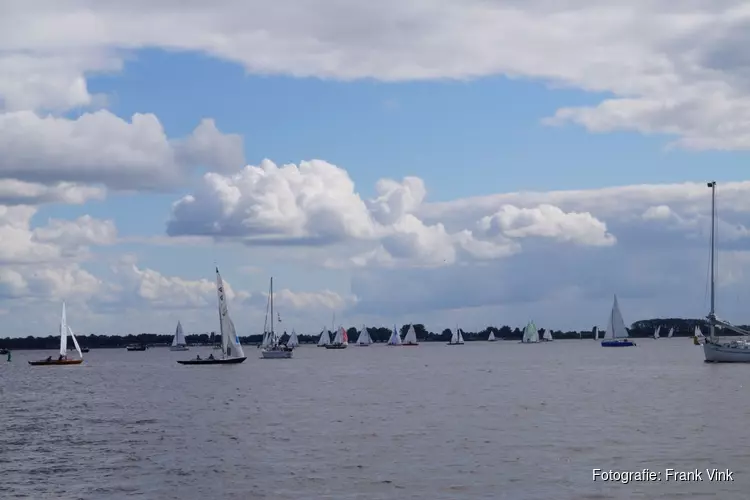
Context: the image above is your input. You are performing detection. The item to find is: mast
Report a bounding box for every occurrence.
[708,181,716,340]
[216,267,226,358]
[270,277,274,340]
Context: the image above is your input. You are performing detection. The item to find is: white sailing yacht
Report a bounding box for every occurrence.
[447,327,465,345]
[317,327,331,347]
[402,324,419,345]
[653,325,661,340]
[170,320,189,351]
[520,321,539,343]
[178,267,247,364]
[29,302,83,365]
[702,182,750,361]
[488,331,497,342]
[667,327,674,338]
[326,326,349,349]
[542,328,553,342]
[286,329,299,348]
[355,325,372,346]
[261,277,293,359]
[600,295,635,347]
[694,325,706,346]
[386,325,402,346]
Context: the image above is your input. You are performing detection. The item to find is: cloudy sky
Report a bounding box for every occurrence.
[2,0,750,337]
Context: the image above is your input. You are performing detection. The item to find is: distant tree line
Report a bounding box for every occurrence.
[0,318,735,350]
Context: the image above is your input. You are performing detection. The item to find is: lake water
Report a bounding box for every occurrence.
[1,340,748,499]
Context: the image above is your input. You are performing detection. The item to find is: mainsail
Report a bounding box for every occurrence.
[287,329,299,348]
[387,325,402,345]
[603,295,628,339]
[522,321,539,343]
[216,267,245,359]
[172,321,186,347]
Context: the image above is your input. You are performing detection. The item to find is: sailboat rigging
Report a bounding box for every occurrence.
[29,302,83,366]
[261,277,293,359]
[703,181,750,361]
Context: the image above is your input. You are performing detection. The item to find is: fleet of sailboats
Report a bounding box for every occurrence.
[29,302,83,366]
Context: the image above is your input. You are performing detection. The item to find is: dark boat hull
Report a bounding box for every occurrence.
[29,359,83,366]
[446,342,464,346]
[325,344,348,349]
[601,340,636,347]
[177,357,247,365]
[126,346,146,351]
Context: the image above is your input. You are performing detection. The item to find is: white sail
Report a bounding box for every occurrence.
[387,325,402,345]
[172,320,186,347]
[457,329,464,343]
[318,328,330,346]
[667,327,674,338]
[403,325,418,345]
[542,328,553,341]
[216,267,245,359]
[653,325,661,339]
[356,325,372,345]
[695,325,705,338]
[287,329,299,348]
[522,321,539,343]
[488,331,496,341]
[332,326,348,345]
[67,326,83,359]
[603,295,628,339]
[59,301,68,356]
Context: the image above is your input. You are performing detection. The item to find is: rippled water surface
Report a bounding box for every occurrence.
[2,340,750,499]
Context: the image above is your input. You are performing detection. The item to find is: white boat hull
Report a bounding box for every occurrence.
[170,346,189,351]
[261,349,293,359]
[703,341,750,362]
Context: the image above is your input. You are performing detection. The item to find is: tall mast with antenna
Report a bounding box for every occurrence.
[708,181,716,341]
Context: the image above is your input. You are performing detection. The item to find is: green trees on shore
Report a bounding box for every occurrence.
[0,318,731,350]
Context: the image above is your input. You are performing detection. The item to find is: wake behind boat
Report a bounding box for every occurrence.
[29,302,84,366]
[178,267,247,365]
[600,295,635,347]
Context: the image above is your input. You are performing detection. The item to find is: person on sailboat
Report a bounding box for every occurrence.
[208,353,214,360]
[46,356,52,362]
[196,354,202,360]
[58,354,65,361]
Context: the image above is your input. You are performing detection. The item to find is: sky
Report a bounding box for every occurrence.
[2,0,750,337]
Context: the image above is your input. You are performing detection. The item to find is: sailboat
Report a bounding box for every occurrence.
[178,267,247,365]
[402,324,419,346]
[600,295,635,347]
[667,327,674,338]
[386,325,402,346]
[702,182,750,361]
[694,325,706,346]
[487,331,497,342]
[326,326,349,349]
[593,326,599,340]
[29,302,83,365]
[653,325,661,340]
[317,327,331,347]
[261,277,293,359]
[541,328,553,342]
[355,325,372,346]
[520,321,539,343]
[447,327,465,345]
[286,329,299,348]
[170,320,189,351]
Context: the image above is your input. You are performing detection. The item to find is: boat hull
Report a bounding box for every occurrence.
[402,343,419,346]
[325,344,348,349]
[169,346,189,351]
[28,359,83,366]
[261,350,293,359]
[446,342,464,346]
[703,341,750,362]
[601,340,636,347]
[177,357,247,365]
[126,346,146,351]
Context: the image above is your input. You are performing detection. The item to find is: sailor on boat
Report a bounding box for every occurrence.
[196,354,202,360]
[46,356,52,362]
[208,354,214,360]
